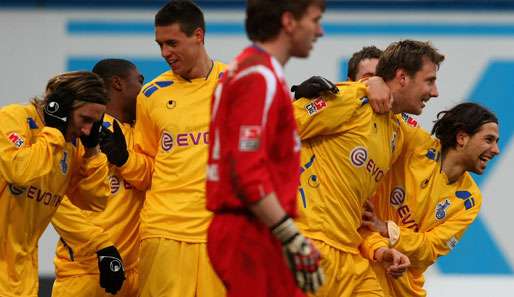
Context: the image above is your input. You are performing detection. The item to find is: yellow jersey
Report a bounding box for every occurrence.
[363,125,482,297]
[126,61,226,242]
[0,103,109,297]
[293,82,405,254]
[52,114,145,277]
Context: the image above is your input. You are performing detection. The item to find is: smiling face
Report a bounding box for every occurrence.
[397,57,439,115]
[155,23,204,78]
[459,122,500,174]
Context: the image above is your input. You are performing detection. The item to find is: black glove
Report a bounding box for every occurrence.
[80,118,104,148]
[291,76,339,100]
[271,215,324,293]
[44,88,74,136]
[99,120,129,167]
[97,246,125,294]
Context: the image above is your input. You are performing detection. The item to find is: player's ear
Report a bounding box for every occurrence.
[193,27,205,44]
[455,130,469,149]
[281,11,296,34]
[396,69,407,87]
[112,76,123,92]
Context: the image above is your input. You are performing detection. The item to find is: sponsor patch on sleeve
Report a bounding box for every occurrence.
[239,125,262,151]
[7,132,25,148]
[305,97,327,116]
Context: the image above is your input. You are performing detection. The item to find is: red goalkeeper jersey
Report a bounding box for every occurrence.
[206,45,300,217]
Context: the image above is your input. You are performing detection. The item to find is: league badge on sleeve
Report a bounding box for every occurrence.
[239,125,262,152]
[305,97,327,116]
[7,132,25,148]
[435,199,451,220]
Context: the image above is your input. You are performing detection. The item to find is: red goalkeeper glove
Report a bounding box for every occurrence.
[271,215,324,293]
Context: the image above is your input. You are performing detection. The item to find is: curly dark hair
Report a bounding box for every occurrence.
[432,102,498,152]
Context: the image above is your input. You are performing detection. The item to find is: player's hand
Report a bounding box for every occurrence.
[362,200,388,237]
[97,245,125,294]
[43,88,74,136]
[365,76,393,114]
[291,76,339,100]
[80,117,104,149]
[271,216,324,293]
[374,247,410,278]
[99,120,129,167]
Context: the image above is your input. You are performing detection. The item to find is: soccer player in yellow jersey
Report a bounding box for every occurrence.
[292,40,445,297]
[0,71,110,297]
[108,1,225,296]
[51,59,145,297]
[361,102,500,297]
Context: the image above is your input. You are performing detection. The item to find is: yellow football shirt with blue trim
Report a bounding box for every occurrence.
[52,114,145,277]
[363,124,482,297]
[293,82,404,254]
[0,103,109,297]
[128,61,226,242]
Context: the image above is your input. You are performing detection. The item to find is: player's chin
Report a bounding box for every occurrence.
[471,165,485,175]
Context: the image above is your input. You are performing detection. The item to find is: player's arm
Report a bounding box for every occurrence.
[293,82,366,140]
[52,197,113,256]
[0,106,66,186]
[116,96,156,191]
[52,197,126,294]
[360,213,410,278]
[391,201,480,269]
[291,75,392,114]
[364,193,482,269]
[65,141,110,212]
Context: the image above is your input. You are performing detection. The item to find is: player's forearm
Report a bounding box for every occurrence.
[248,192,287,227]
[118,150,154,191]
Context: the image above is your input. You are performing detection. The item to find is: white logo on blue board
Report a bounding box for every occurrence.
[435,199,451,220]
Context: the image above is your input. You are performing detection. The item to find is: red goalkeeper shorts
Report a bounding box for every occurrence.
[207,212,305,297]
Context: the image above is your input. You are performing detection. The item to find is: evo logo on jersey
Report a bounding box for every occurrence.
[305,97,327,115]
[390,186,419,231]
[435,199,451,220]
[9,184,63,207]
[110,175,133,195]
[161,131,209,152]
[349,146,385,182]
[390,187,405,206]
[7,132,25,148]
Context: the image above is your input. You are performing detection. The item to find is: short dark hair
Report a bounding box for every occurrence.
[155,0,205,36]
[432,102,498,152]
[376,40,445,82]
[347,46,382,81]
[92,59,136,86]
[245,0,325,42]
